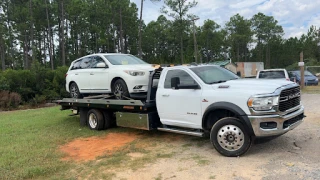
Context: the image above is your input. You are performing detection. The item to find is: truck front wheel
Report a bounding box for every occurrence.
[210,117,252,157]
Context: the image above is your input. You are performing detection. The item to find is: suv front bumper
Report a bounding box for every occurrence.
[248,106,304,137]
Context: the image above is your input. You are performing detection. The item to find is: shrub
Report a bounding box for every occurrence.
[0,91,22,109]
[0,76,10,91]
[0,63,69,107]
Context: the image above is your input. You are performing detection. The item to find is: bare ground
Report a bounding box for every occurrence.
[60,94,320,180]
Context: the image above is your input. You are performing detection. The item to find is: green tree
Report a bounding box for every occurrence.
[251,12,284,68]
[225,14,252,62]
[161,0,197,64]
[198,19,226,62]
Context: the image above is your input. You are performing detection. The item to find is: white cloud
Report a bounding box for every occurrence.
[130,0,320,38]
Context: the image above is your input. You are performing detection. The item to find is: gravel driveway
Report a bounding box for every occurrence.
[114,94,320,180]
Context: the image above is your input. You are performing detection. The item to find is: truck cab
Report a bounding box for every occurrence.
[156,65,304,156]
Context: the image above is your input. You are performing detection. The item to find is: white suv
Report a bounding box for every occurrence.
[66,53,155,99]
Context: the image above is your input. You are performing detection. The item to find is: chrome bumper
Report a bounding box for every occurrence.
[248,106,305,137]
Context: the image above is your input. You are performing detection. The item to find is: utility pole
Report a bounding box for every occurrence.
[300,51,304,89]
[191,17,199,63]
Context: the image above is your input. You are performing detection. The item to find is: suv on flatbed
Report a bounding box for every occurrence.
[57,64,305,157]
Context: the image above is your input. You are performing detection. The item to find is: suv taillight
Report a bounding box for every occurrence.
[65,73,68,78]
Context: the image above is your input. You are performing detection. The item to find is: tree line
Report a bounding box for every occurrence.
[0,0,320,70]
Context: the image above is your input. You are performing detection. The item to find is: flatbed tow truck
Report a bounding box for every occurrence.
[55,65,305,157]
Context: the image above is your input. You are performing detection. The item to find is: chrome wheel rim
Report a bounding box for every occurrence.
[217,125,245,151]
[88,113,98,128]
[70,85,78,98]
[114,83,123,99]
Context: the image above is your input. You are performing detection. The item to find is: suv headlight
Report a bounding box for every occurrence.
[247,96,279,111]
[124,70,145,76]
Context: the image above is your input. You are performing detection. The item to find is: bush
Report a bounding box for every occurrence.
[0,62,69,107]
[0,91,22,109]
[0,76,10,91]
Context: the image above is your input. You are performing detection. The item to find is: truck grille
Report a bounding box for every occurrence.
[279,86,300,112]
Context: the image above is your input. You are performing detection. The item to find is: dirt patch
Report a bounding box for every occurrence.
[59,132,139,162]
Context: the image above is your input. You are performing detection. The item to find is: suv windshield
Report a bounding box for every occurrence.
[104,55,148,65]
[259,71,285,79]
[190,66,239,84]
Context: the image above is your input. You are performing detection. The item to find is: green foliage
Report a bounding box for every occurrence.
[0,74,10,91]
[0,62,68,107]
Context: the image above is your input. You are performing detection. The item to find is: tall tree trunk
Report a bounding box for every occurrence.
[180,35,183,64]
[45,0,54,69]
[43,32,47,67]
[237,43,239,62]
[244,43,247,62]
[51,30,55,64]
[119,7,124,53]
[138,0,144,58]
[24,31,29,69]
[29,0,34,67]
[38,32,42,64]
[266,44,270,68]
[60,0,66,66]
[0,38,5,71]
[5,0,12,68]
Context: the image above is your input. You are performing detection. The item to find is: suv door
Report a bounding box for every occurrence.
[77,56,93,93]
[89,55,110,93]
[156,69,202,129]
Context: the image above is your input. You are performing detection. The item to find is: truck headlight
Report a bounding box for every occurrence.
[247,96,279,111]
[124,70,145,76]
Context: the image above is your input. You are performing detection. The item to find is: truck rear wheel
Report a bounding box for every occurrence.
[210,117,251,157]
[87,109,105,130]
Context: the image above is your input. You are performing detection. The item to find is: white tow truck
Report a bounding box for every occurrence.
[55,64,305,157]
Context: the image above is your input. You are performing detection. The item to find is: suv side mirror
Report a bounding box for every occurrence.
[96,62,107,68]
[171,77,180,89]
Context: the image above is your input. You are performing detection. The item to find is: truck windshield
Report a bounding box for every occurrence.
[190,66,239,84]
[104,55,148,65]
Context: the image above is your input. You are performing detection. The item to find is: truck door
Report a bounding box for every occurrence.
[156,69,202,129]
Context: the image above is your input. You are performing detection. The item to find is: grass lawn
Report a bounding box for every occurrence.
[0,106,181,180]
[0,106,111,179]
[302,84,320,94]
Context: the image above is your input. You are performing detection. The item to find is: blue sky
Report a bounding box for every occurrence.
[130,0,320,38]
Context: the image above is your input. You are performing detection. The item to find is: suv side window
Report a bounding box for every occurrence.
[164,69,197,89]
[79,57,92,69]
[71,59,82,70]
[91,56,107,68]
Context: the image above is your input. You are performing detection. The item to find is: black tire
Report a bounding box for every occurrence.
[102,111,116,129]
[87,109,105,130]
[210,117,252,157]
[112,79,130,100]
[69,82,82,99]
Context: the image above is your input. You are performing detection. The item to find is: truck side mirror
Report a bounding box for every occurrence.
[171,77,180,89]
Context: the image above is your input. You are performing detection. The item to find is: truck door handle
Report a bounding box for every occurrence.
[75,73,78,75]
[162,94,169,97]
[90,73,94,75]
